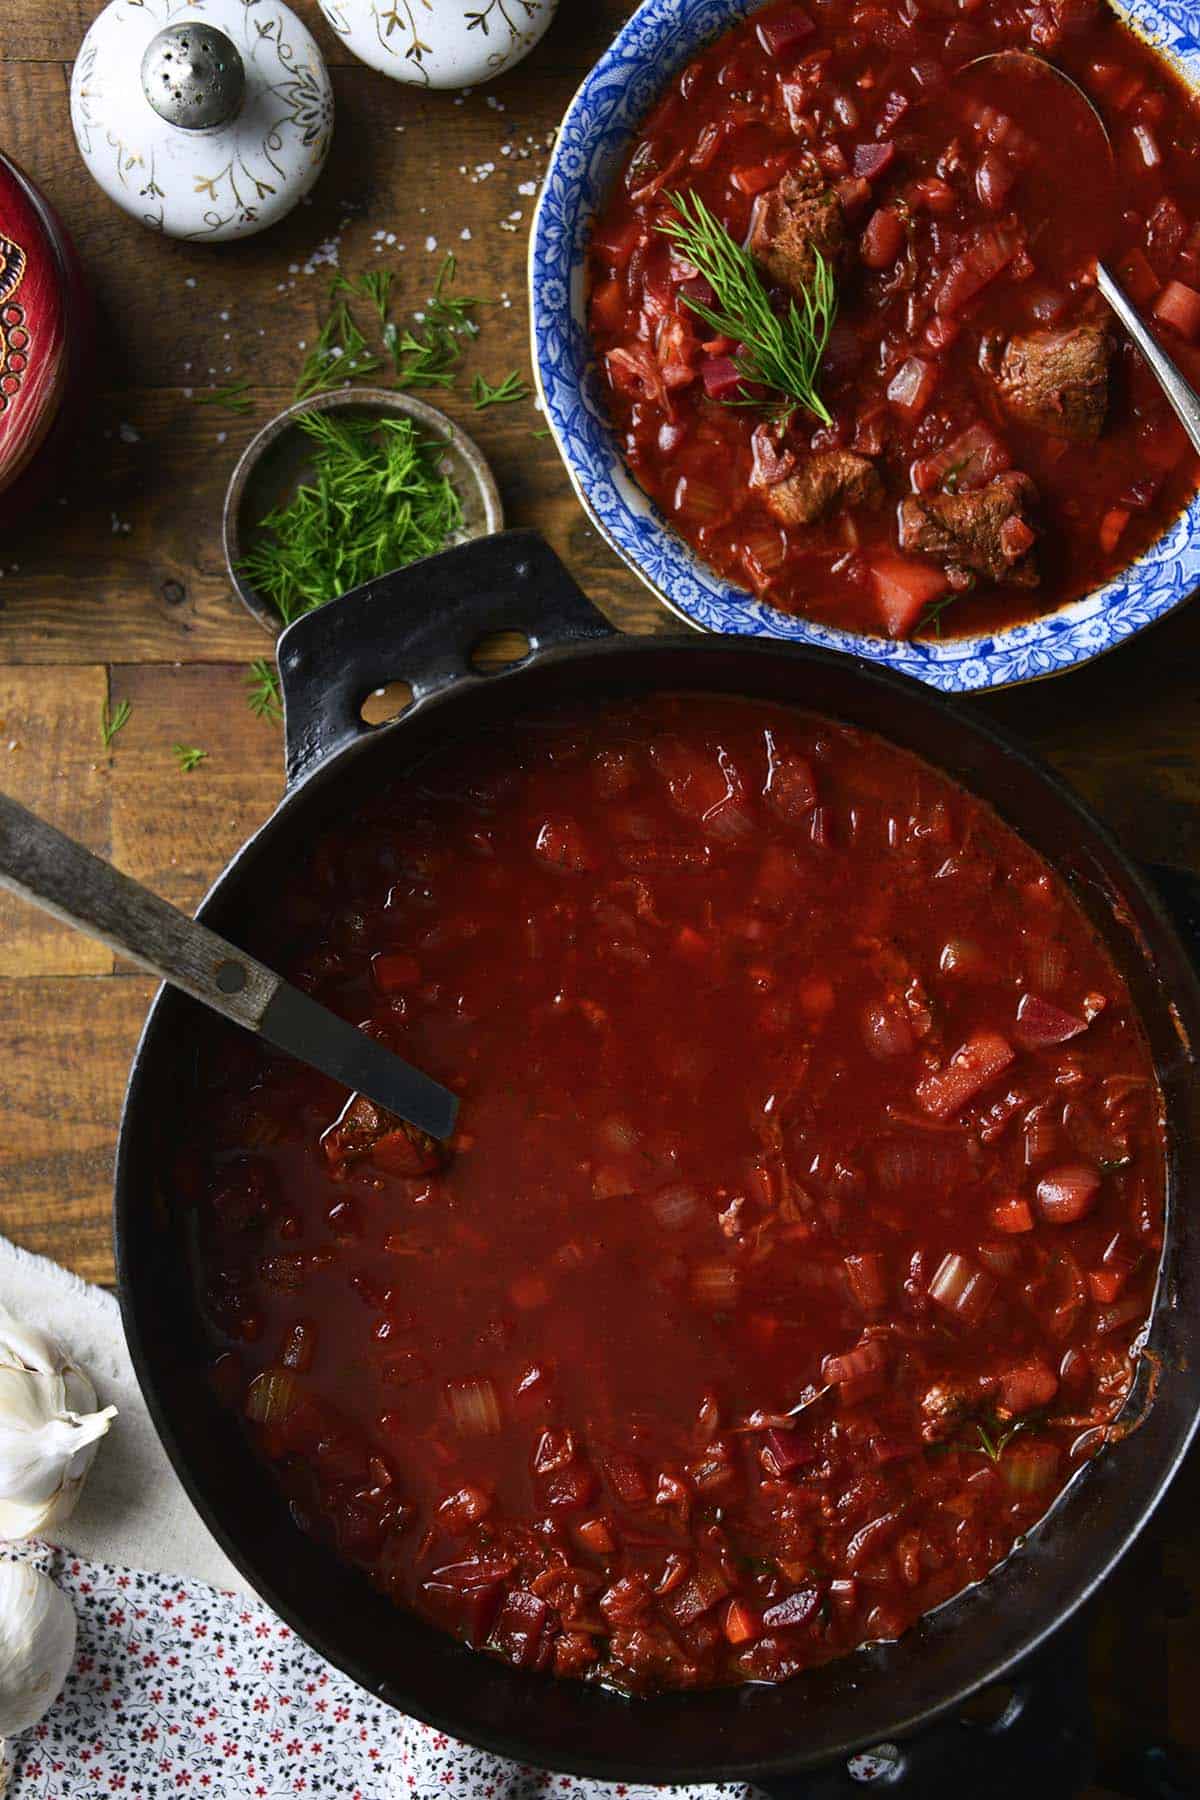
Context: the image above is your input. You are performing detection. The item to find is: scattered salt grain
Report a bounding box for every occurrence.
[425,235,438,252]
[460,228,472,241]
[518,180,537,196]
[118,422,141,444]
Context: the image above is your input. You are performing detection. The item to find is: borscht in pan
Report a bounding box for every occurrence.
[190,696,1164,1694]
[588,0,1200,640]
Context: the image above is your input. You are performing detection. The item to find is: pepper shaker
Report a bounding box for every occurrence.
[317,0,558,88]
[70,0,333,241]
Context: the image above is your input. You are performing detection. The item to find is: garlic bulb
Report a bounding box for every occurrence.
[0,1561,75,1736]
[0,1307,116,1540]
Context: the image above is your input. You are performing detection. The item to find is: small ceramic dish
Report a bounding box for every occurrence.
[223,388,503,633]
[529,0,1200,693]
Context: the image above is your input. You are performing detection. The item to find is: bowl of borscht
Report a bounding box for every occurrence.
[529,0,1200,690]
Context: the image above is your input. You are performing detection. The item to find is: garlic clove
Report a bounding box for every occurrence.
[0,1560,75,1737]
[0,1310,117,1541]
[0,1306,73,1381]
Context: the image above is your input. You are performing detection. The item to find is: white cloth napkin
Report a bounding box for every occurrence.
[0,1236,244,1592]
[1,1237,755,1800]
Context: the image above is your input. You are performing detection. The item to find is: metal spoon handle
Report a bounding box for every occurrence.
[0,791,458,1140]
[1097,262,1200,457]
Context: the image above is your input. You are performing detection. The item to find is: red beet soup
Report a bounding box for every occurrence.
[187,696,1164,1693]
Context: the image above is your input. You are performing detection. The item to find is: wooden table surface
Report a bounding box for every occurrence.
[2,3,1197,1791]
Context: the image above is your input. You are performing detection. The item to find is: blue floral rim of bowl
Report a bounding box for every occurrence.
[529,0,1200,693]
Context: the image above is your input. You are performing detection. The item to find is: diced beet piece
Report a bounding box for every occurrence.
[916,1031,1015,1120]
[372,951,420,993]
[701,356,744,400]
[761,1586,822,1630]
[1015,993,1088,1049]
[604,1450,651,1505]
[997,1360,1058,1415]
[677,272,716,311]
[869,554,949,638]
[756,7,815,57]
[853,141,896,181]
[540,1464,599,1510]
[762,1427,817,1474]
[489,1589,556,1669]
[666,1560,732,1626]
[421,1578,503,1648]
[1153,279,1200,343]
[935,226,1020,316]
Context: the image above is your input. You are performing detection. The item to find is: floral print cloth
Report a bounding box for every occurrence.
[11,1545,756,1800]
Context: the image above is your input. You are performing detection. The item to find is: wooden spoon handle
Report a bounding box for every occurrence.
[0,791,459,1140]
[0,790,280,1027]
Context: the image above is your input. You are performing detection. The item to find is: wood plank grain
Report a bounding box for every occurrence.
[0,664,113,974]
[0,50,604,392]
[108,663,284,911]
[0,972,154,1286]
[0,382,662,661]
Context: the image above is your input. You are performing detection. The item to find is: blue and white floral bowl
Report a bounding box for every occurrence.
[529,0,1200,692]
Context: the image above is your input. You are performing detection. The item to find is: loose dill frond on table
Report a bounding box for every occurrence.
[659,189,836,424]
[100,697,131,748]
[239,411,465,625]
[294,294,386,401]
[296,256,481,401]
[196,378,254,415]
[387,255,482,391]
[173,744,208,773]
[246,658,282,722]
[472,369,531,409]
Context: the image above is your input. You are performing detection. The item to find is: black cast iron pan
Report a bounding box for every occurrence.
[114,530,1200,1795]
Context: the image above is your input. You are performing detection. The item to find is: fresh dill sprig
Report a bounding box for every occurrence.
[658,189,836,423]
[173,744,208,773]
[100,698,131,748]
[969,1418,1030,1465]
[919,591,965,638]
[246,658,282,722]
[472,369,531,409]
[238,411,465,626]
[196,379,254,415]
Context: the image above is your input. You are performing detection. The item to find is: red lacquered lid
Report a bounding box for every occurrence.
[0,153,90,516]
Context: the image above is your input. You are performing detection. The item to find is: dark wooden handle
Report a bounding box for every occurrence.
[0,790,280,1029]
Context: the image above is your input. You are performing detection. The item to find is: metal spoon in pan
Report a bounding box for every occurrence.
[966,49,1200,455]
[0,792,459,1144]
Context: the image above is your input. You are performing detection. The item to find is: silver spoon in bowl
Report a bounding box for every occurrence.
[967,49,1200,455]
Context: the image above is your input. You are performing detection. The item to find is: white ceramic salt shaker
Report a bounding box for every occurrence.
[317,0,558,88]
[70,0,333,241]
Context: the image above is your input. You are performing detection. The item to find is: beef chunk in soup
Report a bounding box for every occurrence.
[985,324,1111,443]
[753,446,883,526]
[898,472,1039,586]
[747,159,844,298]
